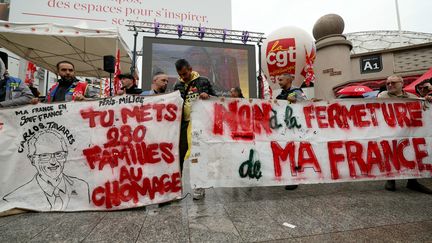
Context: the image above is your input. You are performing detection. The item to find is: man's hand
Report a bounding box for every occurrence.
[426,96,432,103]
[199,92,210,100]
[30,98,39,105]
[74,94,85,101]
[117,89,125,96]
[311,98,323,102]
[287,95,297,103]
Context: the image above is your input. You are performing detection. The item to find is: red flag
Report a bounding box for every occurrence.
[303,46,316,86]
[113,49,122,95]
[103,78,111,97]
[25,62,37,84]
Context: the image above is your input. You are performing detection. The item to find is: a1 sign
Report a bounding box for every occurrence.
[360,55,382,74]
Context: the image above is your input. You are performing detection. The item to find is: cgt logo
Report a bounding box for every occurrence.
[266,38,296,76]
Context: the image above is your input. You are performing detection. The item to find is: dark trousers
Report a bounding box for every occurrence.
[179,120,189,174]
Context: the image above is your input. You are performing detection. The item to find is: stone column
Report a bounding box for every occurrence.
[313,14,352,99]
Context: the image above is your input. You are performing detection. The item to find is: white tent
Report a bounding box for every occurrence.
[0,21,132,78]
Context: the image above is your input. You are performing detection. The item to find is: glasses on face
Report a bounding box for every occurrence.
[32,151,67,162]
[386,81,402,86]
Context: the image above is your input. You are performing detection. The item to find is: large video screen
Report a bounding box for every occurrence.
[142,37,257,98]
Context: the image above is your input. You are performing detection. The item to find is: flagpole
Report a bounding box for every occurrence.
[395,0,402,46]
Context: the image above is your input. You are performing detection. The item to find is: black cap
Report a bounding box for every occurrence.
[118,73,134,80]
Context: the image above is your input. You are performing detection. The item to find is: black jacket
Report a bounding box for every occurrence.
[125,85,142,95]
[276,87,305,100]
[173,76,217,100]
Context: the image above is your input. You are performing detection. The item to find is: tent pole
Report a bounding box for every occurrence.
[109,72,112,96]
[44,70,50,97]
[130,26,138,75]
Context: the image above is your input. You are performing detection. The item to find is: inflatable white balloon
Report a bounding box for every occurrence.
[261,26,316,94]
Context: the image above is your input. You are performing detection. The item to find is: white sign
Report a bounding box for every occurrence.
[0,92,183,213]
[9,0,232,49]
[189,98,432,188]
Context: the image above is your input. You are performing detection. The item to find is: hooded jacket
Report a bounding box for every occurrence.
[173,71,216,121]
[0,76,34,107]
[0,59,34,107]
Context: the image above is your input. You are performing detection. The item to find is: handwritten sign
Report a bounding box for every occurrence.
[189,98,432,188]
[0,92,183,213]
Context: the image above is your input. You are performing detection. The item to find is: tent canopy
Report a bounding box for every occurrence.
[0,21,132,78]
[404,67,432,95]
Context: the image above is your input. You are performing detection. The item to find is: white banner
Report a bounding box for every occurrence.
[0,92,183,212]
[9,0,232,49]
[189,98,432,188]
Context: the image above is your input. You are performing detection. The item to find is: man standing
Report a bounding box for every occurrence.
[141,71,169,95]
[116,73,142,95]
[378,75,431,194]
[0,59,34,107]
[3,130,90,211]
[276,73,307,190]
[47,61,95,102]
[276,73,307,103]
[173,59,216,200]
[416,78,432,102]
[230,87,244,98]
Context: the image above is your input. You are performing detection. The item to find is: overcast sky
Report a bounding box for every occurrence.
[231,0,432,37]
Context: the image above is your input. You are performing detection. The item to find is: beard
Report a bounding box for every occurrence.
[62,76,75,82]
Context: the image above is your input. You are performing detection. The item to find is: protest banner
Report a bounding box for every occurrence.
[0,92,183,213]
[189,98,432,188]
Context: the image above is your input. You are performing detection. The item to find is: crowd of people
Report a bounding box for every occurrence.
[1,57,431,201]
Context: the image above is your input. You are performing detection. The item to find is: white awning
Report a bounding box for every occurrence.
[0,21,132,78]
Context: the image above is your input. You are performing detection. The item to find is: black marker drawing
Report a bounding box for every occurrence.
[3,129,90,211]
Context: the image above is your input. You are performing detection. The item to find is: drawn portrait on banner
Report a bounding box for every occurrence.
[3,129,90,211]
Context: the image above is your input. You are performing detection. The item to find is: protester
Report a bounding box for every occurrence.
[275,73,307,190]
[229,86,244,98]
[377,75,417,99]
[141,71,169,95]
[276,73,307,103]
[0,59,34,107]
[173,58,216,200]
[117,73,142,95]
[378,75,431,194]
[46,61,95,102]
[416,78,432,102]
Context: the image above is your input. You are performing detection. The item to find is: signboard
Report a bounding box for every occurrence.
[360,55,383,74]
[0,92,183,213]
[189,98,432,188]
[8,0,232,49]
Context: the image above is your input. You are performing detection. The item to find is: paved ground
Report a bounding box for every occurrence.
[0,163,431,242]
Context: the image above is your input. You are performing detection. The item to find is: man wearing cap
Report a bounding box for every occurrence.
[117,73,143,95]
